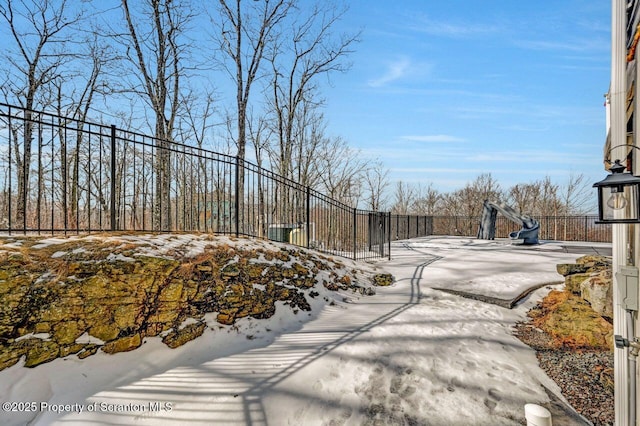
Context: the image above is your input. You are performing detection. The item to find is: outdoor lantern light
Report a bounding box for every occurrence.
[593,159,640,223]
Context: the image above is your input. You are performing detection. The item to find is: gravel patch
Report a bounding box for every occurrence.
[515,323,613,426]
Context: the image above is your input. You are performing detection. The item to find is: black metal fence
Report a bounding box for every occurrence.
[0,103,390,261]
[391,214,612,243]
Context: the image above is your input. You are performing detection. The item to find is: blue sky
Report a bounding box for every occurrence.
[320,1,611,193]
[1,0,609,198]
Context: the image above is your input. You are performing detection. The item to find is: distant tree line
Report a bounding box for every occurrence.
[386,172,595,217]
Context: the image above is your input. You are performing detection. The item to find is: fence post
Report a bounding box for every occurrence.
[353,208,357,260]
[376,213,381,256]
[388,211,392,260]
[7,107,12,234]
[110,125,117,232]
[306,186,311,249]
[406,215,409,239]
[396,214,399,240]
[235,156,240,237]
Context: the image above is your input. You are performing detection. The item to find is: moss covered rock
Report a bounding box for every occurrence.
[564,272,592,295]
[373,273,394,286]
[528,290,613,350]
[22,339,60,368]
[162,323,206,349]
[102,333,142,354]
[0,234,381,370]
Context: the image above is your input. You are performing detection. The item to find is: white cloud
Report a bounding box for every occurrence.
[367,57,411,88]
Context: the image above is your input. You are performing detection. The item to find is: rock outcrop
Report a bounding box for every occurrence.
[556,255,613,319]
[522,254,614,351]
[0,235,390,371]
[527,289,613,350]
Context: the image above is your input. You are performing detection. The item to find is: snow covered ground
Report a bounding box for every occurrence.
[0,236,603,425]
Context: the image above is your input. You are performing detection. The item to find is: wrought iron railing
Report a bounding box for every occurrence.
[0,103,390,260]
[390,214,611,243]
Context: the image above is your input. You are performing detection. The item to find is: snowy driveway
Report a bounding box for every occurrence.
[2,237,601,425]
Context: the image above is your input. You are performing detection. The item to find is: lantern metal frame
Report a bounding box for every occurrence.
[593,156,640,224]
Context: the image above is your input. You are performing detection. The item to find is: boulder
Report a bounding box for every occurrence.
[221,264,240,278]
[77,345,99,359]
[101,333,142,354]
[373,273,394,286]
[580,269,613,318]
[557,255,611,277]
[23,339,60,368]
[557,255,613,318]
[0,343,26,371]
[576,255,612,270]
[529,290,613,350]
[564,273,592,295]
[89,322,121,342]
[58,343,86,358]
[162,323,206,349]
[51,321,84,345]
[556,263,589,276]
[216,312,235,325]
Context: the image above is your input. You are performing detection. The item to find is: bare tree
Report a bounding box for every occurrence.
[363,160,390,211]
[437,174,502,235]
[391,181,417,215]
[212,0,291,161]
[0,0,81,225]
[247,108,273,237]
[266,1,358,182]
[52,34,115,229]
[314,136,368,206]
[265,102,328,188]
[176,90,218,230]
[211,0,292,231]
[507,183,541,214]
[507,176,564,217]
[118,0,195,230]
[444,173,502,217]
[560,172,593,215]
[290,108,327,188]
[538,176,562,216]
[412,183,441,215]
[558,172,594,240]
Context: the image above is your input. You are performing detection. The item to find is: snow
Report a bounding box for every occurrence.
[15,333,51,342]
[0,235,602,425]
[106,253,136,262]
[393,238,572,300]
[74,333,106,346]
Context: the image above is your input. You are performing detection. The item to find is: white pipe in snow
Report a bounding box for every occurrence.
[524,404,552,426]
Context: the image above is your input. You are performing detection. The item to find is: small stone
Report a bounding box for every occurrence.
[162,323,206,349]
[556,263,589,276]
[216,313,235,325]
[101,333,142,354]
[221,264,240,278]
[77,344,99,359]
[24,339,59,368]
[372,273,394,286]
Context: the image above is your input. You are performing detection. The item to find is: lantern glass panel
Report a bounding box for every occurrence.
[600,184,640,222]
